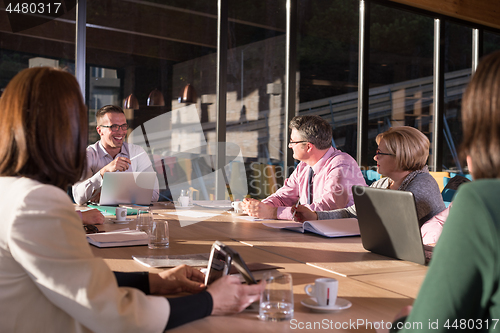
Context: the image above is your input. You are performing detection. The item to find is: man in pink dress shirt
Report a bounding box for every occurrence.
[241,115,366,220]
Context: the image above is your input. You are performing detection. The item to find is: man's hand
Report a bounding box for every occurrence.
[293,205,318,222]
[208,275,266,315]
[100,157,131,176]
[80,209,105,225]
[148,265,206,295]
[241,198,277,219]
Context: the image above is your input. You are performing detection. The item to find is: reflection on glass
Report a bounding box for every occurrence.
[442,22,472,173]
[226,0,286,199]
[128,106,248,226]
[0,4,76,88]
[484,31,500,56]
[298,0,359,158]
[369,4,434,169]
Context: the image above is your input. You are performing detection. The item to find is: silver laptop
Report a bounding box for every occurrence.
[99,172,156,206]
[352,185,428,265]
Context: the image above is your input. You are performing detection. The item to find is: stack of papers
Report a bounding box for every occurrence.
[87,230,148,247]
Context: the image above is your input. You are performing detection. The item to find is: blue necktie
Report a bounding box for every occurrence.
[307,167,314,204]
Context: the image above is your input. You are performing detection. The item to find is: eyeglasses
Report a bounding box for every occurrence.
[288,140,308,146]
[99,123,128,132]
[375,150,395,156]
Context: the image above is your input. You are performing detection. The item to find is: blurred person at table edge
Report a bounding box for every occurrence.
[241,115,366,220]
[294,126,446,229]
[72,104,159,205]
[0,67,265,332]
[391,50,500,332]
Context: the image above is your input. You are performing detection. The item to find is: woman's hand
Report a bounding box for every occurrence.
[292,205,318,222]
[208,275,266,315]
[149,265,206,295]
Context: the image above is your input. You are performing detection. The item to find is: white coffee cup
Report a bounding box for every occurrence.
[178,196,190,207]
[231,200,243,214]
[304,278,338,307]
[115,207,127,221]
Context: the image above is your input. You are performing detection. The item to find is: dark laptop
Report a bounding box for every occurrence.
[352,185,430,265]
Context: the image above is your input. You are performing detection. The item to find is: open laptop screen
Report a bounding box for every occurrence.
[99,172,156,206]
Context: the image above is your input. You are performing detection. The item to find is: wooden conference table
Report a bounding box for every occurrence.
[87,202,429,332]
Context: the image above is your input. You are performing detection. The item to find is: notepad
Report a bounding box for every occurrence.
[87,230,148,247]
[263,218,360,238]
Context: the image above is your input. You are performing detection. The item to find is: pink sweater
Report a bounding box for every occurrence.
[421,204,451,245]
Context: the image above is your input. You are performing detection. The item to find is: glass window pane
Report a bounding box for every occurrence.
[227,0,286,199]
[369,4,434,170]
[442,22,472,173]
[485,31,500,55]
[86,0,217,201]
[298,0,359,158]
[0,4,76,88]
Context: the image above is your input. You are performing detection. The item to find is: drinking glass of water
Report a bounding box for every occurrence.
[148,220,169,249]
[259,272,294,321]
[135,209,153,233]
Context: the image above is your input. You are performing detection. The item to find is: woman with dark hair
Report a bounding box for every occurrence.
[0,67,264,332]
[391,51,500,332]
[295,126,445,227]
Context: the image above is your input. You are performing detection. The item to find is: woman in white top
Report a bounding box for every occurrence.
[0,67,264,332]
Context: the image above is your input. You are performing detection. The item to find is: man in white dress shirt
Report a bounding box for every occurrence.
[72,105,159,205]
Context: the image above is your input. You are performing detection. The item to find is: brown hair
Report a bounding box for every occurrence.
[289,115,333,150]
[96,104,125,124]
[461,50,500,179]
[0,67,88,190]
[376,126,429,171]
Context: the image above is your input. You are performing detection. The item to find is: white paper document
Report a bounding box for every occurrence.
[193,200,232,209]
[132,253,210,268]
[87,229,148,247]
[160,211,220,218]
[263,218,360,238]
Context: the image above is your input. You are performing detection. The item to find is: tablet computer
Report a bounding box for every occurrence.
[205,241,257,285]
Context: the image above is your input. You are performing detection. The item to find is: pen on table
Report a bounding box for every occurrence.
[291,200,300,220]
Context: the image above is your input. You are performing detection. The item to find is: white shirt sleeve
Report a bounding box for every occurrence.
[72,149,103,205]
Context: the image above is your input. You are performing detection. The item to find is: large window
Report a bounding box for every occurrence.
[226,0,286,199]
[2,0,500,199]
[441,22,472,172]
[0,3,76,88]
[297,0,359,158]
[485,31,500,55]
[86,0,218,201]
[369,4,434,168]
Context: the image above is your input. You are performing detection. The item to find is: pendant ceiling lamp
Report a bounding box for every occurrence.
[123,93,139,109]
[178,84,197,104]
[147,88,165,106]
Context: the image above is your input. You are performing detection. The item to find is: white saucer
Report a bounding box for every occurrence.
[175,205,194,210]
[301,297,352,311]
[110,218,133,224]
